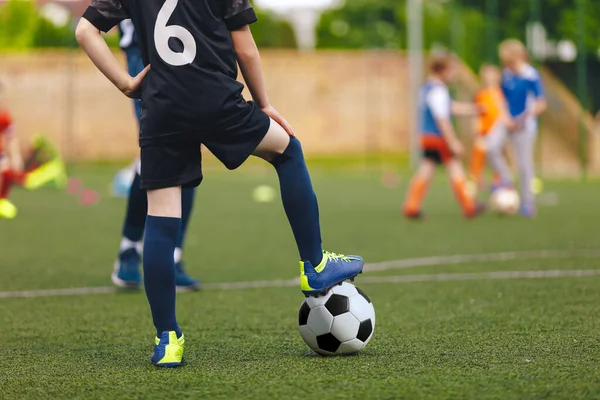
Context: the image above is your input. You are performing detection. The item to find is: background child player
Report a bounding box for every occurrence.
[0,82,64,219]
[112,19,200,291]
[76,0,364,367]
[403,53,482,219]
[469,64,513,191]
[499,40,547,218]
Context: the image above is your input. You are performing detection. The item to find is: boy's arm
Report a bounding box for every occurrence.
[76,18,149,99]
[231,27,294,137]
[452,101,480,117]
[530,75,548,117]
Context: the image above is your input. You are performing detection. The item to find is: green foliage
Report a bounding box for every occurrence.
[317,0,404,49]
[252,10,296,48]
[317,0,600,69]
[0,0,75,49]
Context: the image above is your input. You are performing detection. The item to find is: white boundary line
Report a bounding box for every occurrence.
[1,249,599,300]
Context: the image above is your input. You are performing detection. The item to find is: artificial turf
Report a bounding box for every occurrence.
[1,165,599,399]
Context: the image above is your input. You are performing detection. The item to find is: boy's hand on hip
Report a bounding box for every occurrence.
[120,65,151,99]
[262,105,295,137]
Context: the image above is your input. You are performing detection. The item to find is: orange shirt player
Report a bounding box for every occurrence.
[0,82,64,219]
[469,65,510,189]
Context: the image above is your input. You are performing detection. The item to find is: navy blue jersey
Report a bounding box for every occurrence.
[82,0,258,145]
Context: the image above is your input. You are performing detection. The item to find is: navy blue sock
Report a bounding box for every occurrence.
[270,138,323,266]
[121,173,147,242]
[143,216,182,337]
[177,188,196,249]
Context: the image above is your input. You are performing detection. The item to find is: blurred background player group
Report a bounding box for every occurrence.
[112,19,201,291]
[403,38,546,220]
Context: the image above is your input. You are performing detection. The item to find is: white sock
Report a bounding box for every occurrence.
[120,237,141,253]
[173,247,182,264]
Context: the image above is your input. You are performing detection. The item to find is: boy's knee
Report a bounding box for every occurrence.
[270,137,304,166]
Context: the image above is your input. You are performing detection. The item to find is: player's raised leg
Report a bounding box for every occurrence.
[403,158,435,219]
[252,120,364,296]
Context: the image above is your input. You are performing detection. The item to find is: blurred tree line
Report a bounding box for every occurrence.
[0,0,295,50]
[317,0,600,68]
[1,0,598,69]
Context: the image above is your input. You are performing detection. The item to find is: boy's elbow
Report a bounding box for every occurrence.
[75,19,96,45]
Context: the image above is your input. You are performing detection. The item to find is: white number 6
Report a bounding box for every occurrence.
[154,0,197,66]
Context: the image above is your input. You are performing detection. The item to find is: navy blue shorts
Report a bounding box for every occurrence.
[139,101,270,190]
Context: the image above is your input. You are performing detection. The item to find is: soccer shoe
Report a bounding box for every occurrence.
[404,211,426,220]
[111,248,142,289]
[466,202,487,219]
[520,202,537,219]
[151,331,185,368]
[175,261,202,291]
[300,251,364,297]
[0,199,17,219]
[24,158,67,190]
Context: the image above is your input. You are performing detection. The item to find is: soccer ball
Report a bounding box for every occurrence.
[490,188,520,215]
[298,282,375,356]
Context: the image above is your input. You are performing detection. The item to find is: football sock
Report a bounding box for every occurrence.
[144,215,182,337]
[177,187,196,250]
[469,143,486,184]
[403,177,428,216]
[121,173,147,243]
[269,138,323,266]
[450,177,476,217]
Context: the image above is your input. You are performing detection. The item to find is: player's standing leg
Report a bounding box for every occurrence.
[485,123,513,188]
[143,186,184,366]
[511,124,537,217]
[403,159,435,219]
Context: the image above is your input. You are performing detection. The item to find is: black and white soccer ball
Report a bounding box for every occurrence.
[298,282,375,356]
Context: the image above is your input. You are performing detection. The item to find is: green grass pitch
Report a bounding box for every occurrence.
[1,165,600,399]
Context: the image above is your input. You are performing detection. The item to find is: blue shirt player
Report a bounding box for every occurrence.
[112,19,201,291]
[499,39,548,218]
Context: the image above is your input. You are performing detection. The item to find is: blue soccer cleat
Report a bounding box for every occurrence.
[520,202,537,219]
[175,261,202,291]
[300,251,364,297]
[151,331,185,368]
[111,248,142,289]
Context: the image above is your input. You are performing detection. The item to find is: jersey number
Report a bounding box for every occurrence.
[154,0,197,66]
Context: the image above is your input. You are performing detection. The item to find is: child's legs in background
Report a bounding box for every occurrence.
[403,158,436,217]
[485,122,513,186]
[510,122,538,208]
[445,157,477,217]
